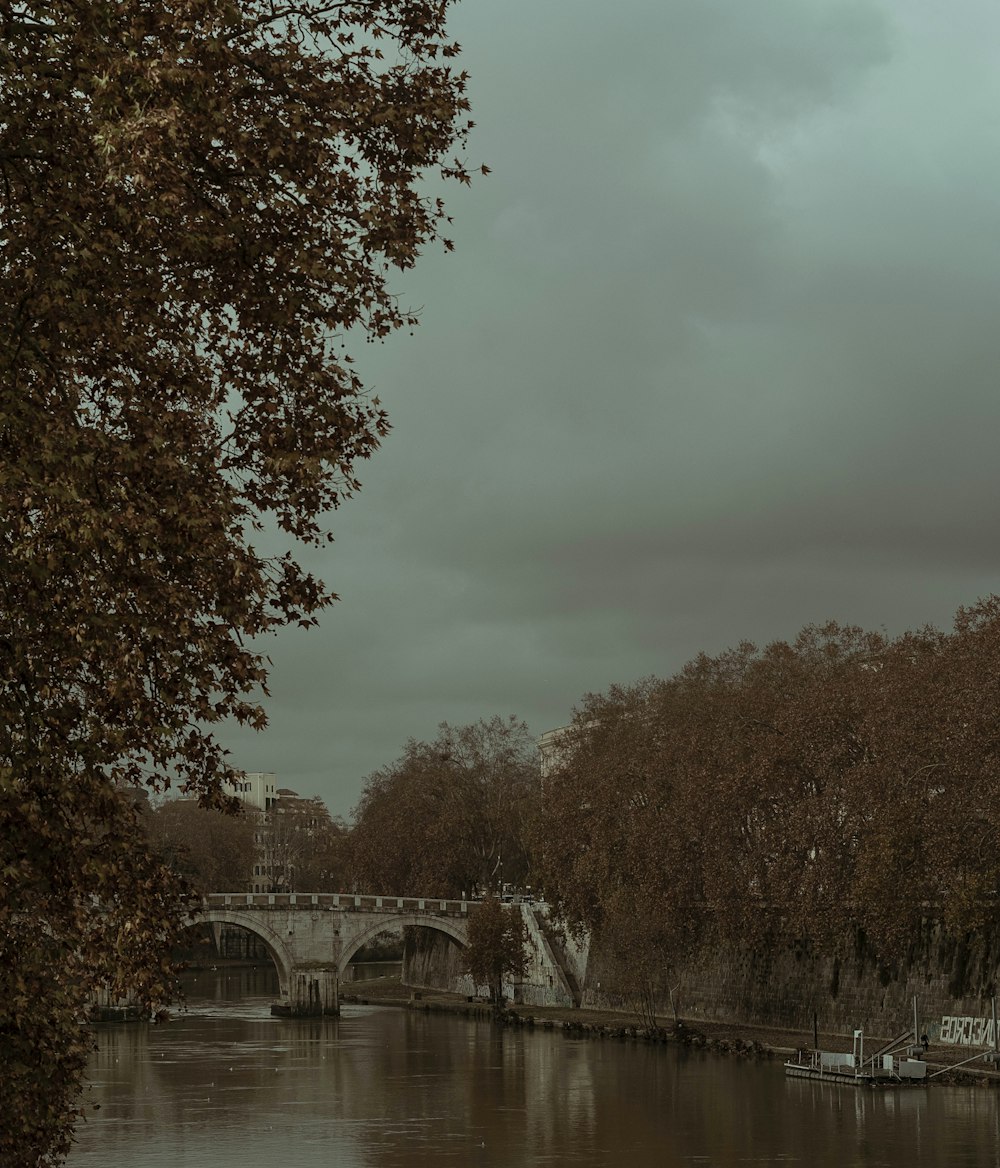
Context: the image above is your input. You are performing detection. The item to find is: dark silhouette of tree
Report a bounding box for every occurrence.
[0,1,476,1161]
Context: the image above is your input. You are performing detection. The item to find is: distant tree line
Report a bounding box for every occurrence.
[144,793,350,895]
[531,599,1000,1017]
[149,599,1000,1026]
[145,715,540,899]
[350,715,540,898]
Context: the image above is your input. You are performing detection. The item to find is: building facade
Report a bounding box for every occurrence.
[224,770,277,811]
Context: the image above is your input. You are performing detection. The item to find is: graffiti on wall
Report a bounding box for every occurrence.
[939,1016,997,1046]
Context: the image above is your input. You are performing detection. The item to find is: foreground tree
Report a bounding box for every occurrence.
[1,787,193,1168]
[350,717,540,897]
[0,2,476,1161]
[464,895,527,1012]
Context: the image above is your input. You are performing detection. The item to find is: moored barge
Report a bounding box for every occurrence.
[784,1028,927,1087]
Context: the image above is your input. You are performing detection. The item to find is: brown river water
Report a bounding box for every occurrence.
[68,967,1000,1167]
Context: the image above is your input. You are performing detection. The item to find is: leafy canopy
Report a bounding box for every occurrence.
[144,797,257,893]
[0,1,476,1163]
[535,601,1000,1019]
[350,717,540,898]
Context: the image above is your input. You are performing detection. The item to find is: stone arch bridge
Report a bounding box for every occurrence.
[195,892,476,1015]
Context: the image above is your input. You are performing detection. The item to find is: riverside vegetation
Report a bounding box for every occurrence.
[162,606,1000,1038]
[341,606,1000,1035]
[532,604,1000,1030]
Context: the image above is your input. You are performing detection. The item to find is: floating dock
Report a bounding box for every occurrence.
[784,1028,927,1087]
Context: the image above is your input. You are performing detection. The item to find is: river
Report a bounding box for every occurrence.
[68,968,1000,1167]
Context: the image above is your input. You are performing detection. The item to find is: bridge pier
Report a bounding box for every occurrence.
[283,966,339,1016]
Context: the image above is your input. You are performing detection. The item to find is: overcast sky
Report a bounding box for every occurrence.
[219,0,1000,818]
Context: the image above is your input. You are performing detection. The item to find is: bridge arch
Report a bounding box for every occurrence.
[193,907,296,998]
[338,912,469,976]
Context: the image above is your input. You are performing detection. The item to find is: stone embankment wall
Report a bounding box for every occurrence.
[402,926,467,991]
[518,905,575,1007]
[583,920,1000,1040]
[402,908,1000,1038]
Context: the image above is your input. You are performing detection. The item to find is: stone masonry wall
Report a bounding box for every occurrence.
[400,907,1000,1041]
[582,919,1000,1040]
[401,927,492,999]
[517,905,575,1007]
[402,926,467,992]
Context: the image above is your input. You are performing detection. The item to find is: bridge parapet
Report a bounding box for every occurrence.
[202,892,471,917]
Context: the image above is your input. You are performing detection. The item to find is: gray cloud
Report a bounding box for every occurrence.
[218,0,1000,817]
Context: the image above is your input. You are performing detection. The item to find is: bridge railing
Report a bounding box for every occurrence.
[202,892,471,915]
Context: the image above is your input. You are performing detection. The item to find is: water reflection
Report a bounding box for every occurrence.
[71,970,1000,1168]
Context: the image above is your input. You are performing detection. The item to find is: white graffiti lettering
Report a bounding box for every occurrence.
[940,1014,997,1046]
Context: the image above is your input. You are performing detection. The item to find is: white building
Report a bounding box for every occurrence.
[224,771,277,811]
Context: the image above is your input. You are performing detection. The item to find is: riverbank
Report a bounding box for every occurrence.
[341,977,1000,1086]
